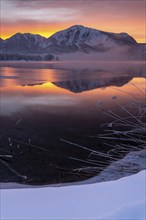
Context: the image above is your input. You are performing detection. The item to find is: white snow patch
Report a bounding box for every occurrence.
[1,170,145,219]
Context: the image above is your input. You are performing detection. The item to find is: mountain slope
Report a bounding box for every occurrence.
[0,25,144,60]
[48,25,137,53]
[0,33,48,53]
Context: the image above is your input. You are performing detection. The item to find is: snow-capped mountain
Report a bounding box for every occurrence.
[0,25,144,60]
[48,25,137,53]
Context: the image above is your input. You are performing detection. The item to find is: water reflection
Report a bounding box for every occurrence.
[0,61,145,188]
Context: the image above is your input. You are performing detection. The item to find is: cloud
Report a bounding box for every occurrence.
[2,0,144,27]
[1,1,79,22]
[1,0,145,42]
[5,0,145,14]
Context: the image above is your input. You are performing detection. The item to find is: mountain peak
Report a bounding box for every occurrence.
[8,32,44,40]
[69,24,85,29]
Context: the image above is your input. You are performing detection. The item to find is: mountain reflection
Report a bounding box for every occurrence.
[52,76,134,93]
[0,61,145,188]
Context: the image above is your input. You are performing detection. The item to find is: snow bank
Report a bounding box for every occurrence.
[1,170,145,219]
[99,200,145,219]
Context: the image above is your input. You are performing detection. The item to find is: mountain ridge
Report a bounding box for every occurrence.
[0,25,145,60]
[1,25,138,43]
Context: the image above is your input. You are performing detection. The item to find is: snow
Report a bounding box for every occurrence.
[84,149,146,184]
[50,25,136,50]
[99,200,145,219]
[1,170,145,219]
[52,25,113,48]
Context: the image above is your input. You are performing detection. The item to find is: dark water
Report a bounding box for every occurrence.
[0,61,145,187]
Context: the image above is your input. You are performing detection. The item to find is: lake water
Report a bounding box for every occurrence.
[0,61,145,188]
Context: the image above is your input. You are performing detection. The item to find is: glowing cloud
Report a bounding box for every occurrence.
[1,0,145,42]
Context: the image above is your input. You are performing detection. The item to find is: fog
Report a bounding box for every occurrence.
[59,46,145,62]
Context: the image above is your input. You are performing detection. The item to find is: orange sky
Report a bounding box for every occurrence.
[1,0,145,42]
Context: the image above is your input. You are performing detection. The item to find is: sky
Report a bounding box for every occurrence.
[0,0,146,42]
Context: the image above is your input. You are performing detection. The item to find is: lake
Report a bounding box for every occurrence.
[0,61,145,188]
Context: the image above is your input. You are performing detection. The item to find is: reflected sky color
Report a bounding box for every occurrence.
[1,78,145,116]
[0,62,145,116]
[1,0,145,42]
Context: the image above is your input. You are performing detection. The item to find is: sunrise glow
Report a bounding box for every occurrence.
[1,0,145,42]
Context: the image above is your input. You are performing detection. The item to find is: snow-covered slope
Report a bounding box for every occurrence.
[49,25,137,53]
[1,171,145,219]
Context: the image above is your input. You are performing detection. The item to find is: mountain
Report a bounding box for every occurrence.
[0,33,48,53]
[48,25,137,53]
[0,38,3,42]
[0,25,144,60]
[0,33,58,61]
